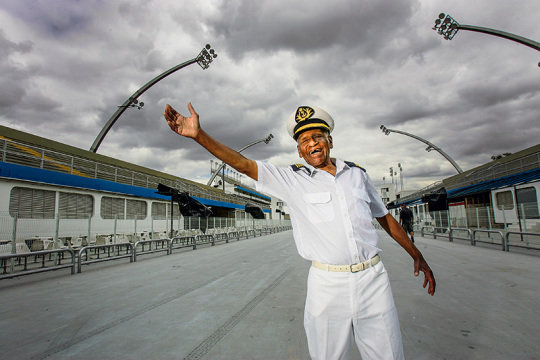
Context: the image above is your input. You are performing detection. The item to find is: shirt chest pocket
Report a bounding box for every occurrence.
[303,192,334,223]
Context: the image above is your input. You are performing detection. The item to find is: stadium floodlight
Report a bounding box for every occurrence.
[196,44,218,70]
[90,44,218,153]
[380,124,463,173]
[433,13,540,58]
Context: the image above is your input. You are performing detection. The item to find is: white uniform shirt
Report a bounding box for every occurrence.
[255,159,388,265]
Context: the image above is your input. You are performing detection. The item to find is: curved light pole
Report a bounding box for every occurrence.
[433,13,540,66]
[380,125,463,173]
[207,134,274,187]
[90,44,218,153]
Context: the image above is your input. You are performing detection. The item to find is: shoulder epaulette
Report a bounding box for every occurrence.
[344,161,366,172]
[291,163,311,175]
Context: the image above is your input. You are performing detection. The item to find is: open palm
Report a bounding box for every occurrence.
[164,102,200,139]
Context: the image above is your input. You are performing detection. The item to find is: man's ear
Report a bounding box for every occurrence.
[297,144,303,159]
[328,135,333,149]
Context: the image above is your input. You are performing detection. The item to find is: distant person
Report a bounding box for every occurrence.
[399,204,415,243]
[164,102,436,360]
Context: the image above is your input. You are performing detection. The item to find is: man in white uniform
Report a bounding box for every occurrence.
[164,103,436,360]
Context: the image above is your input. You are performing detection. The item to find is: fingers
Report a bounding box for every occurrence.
[417,262,436,296]
[164,104,177,122]
[164,104,182,133]
[424,270,436,296]
[428,279,436,296]
[187,102,196,116]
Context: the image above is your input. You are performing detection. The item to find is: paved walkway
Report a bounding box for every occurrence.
[1,231,539,360]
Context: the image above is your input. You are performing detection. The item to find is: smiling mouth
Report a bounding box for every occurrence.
[310,149,322,155]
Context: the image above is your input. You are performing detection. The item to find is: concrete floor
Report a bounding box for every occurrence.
[0,230,539,360]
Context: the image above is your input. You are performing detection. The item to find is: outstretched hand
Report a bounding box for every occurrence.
[164,102,200,139]
[414,257,436,296]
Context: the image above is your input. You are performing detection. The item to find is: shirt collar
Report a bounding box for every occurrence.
[336,159,348,174]
[303,163,316,176]
[303,158,348,177]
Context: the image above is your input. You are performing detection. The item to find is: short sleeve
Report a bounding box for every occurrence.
[255,161,293,201]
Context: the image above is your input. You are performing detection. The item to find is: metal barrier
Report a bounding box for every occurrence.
[170,236,196,251]
[420,226,434,237]
[417,225,540,255]
[78,243,134,273]
[1,226,292,279]
[472,229,506,251]
[449,228,473,245]
[212,232,229,244]
[505,231,540,251]
[133,239,171,261]
[195,234,215,247]
[0,248,75,279]
[431,226,451,241]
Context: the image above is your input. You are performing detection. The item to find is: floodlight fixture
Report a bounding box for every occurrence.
[90,44,219,153]
[433,12,540,57]
[197,44,218,70]
[118,97,145,110]
[379,124,462,173]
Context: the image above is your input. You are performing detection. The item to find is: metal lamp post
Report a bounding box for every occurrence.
[380,125,463,173]
[207,134,274,188]
[433,13,540,66]
[398,163,403,191]
[90,44,218,153]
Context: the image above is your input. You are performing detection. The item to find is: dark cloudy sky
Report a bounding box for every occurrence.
[1,0,539,190]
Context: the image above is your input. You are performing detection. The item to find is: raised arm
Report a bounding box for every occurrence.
[377,213,436,295]
[164,103,258,181]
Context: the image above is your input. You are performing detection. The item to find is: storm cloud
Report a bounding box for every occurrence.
[0,0,538,189]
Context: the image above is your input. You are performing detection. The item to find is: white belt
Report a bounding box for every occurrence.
[312,254,380,273]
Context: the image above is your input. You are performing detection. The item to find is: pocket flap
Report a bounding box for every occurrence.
[303,192,332,204]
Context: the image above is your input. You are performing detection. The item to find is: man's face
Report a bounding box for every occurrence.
[296,129,333,168]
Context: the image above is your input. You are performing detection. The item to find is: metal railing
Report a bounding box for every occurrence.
[505,231,540,252]
[0,136,271,211]
[170,236,196,250]
[0,212,290,248]
[472,229,506,251]
[0,224,292,279]
[1,248,75,279]
[134,239,171,261]
[420,226,450,240]
[449,227,473,244]
[445,152,540,191]
[77,243,134,273]
[419,224,538,252]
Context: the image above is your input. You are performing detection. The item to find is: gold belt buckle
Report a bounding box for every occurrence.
[350,263,363,273]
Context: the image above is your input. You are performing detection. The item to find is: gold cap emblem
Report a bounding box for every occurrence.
[295,106,314,123]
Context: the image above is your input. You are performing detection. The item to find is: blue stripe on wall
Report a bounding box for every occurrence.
[0,162,270,213]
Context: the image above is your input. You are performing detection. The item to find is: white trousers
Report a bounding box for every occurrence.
[304,261,404,360]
